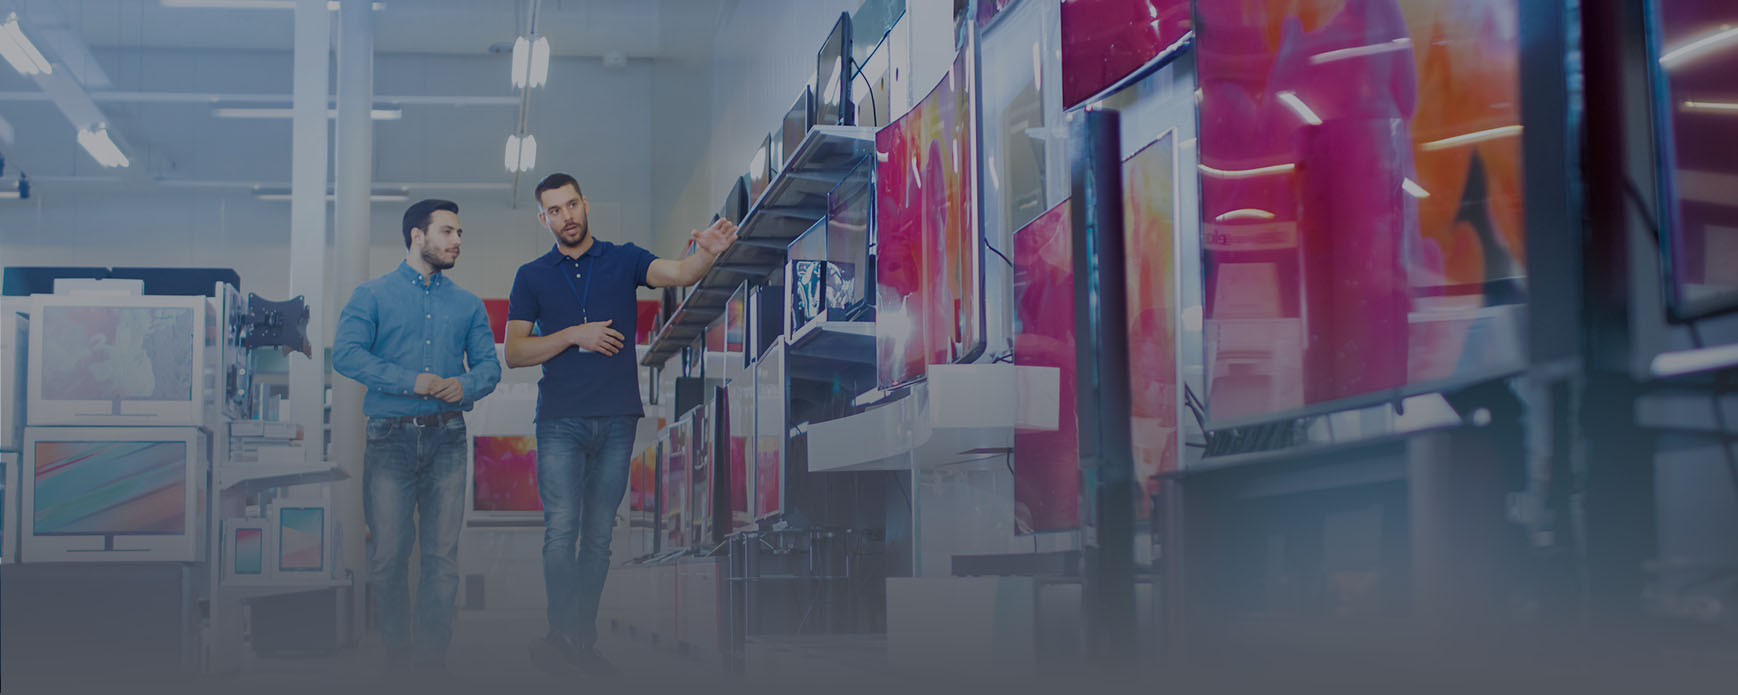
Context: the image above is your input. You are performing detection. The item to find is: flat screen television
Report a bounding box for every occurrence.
[629,449,647,525]
[1646,0,1738,321]
[874,37,985,389]
[788,219,830,336]
[817,12,855,127]
[1060,0,1191,109]
[688,403,713,548]
[723,175,750,226]
[222,518,275,583]
[653,430,669,553]
[467,434,542,525]
[276,505,326,573]
[828,157,875,320]
[748,134,774,208]
[1196,0,1530,427]
[1012,200,1079,534]
[663,413,691,549]
[783,87,816,168]
[726,281,750,370]
[27,294,212,427]
[1123,132,1182,515]
[22,426,206,562]
[754,339,786,520]
[725,380,754,531]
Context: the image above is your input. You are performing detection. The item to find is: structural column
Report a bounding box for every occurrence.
[289,0,330,467]
[333,0,374,642]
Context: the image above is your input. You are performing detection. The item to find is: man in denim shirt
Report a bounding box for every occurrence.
[333,199,501,672]
[506,173,736,675]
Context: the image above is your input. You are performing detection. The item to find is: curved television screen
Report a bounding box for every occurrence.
[875,41,984,389]
[1197,0,1529,425]
[1012,201,1079,534]
[1060,0,1192,109]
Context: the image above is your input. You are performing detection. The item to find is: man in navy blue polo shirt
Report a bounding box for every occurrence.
[505,172,737,674]
[333,199,501,673]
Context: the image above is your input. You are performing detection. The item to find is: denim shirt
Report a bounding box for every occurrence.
[333,261,502,418]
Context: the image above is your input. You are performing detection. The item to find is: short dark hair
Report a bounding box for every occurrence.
[534,173,583,207]
[402,198,459,248]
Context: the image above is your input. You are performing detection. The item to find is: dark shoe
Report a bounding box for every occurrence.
[567,645,620,677]
[529,635,573,675]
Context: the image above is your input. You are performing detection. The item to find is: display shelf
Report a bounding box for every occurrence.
[218,462,349,492]
[802,364,1017,473]
[224,575,352,602]
[789,320,876,365]
[643,126,878,367]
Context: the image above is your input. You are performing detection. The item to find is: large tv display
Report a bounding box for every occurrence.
[1197,0,1529,426]
[1012,201,1079,534]
[817,12,854,127]
[1123,133,1181,513]
[22,427,204,562]
[663,414,690,549]
[470,435,542,516]
[874,40,984,389]
[754,340,786,520]
[28,295,209,427]
[1648,0,1738,320]
[1060,0,1192,109]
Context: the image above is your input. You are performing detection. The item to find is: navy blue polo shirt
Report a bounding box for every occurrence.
[508,240,658,420]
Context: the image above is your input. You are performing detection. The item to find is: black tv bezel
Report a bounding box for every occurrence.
[816,12,855,127]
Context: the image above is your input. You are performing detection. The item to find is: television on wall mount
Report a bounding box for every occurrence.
[1195,0,1533,428]
[816,12,855,127]
[22,426,207,563]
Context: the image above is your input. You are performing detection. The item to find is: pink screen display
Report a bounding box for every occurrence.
[1012,201,1079,534]
[1198,0,1528,423]
[471,435,542,513]
[1123,134,1180,515]
[874,45,983,389]
[1061,0,1192,109]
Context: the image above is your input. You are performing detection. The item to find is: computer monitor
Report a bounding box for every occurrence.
[874,37,986,389]
[27,294,212,427]
[816,12,854,127]
[22,426,206,562]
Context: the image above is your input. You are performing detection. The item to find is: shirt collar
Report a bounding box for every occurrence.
[547,240,607,265]
[396,260,443,287]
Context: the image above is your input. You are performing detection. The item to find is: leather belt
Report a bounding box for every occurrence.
[379,411,463,428]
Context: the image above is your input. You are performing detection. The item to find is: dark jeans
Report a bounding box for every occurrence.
[363,415,467,665]
[535,415,637,647]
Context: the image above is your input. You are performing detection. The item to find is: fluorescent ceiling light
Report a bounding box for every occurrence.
[1311,38,1412,65]
[1420,125,1523,152]
[1660,25,1738,70]
[1683,100,1738,114]
[77,126,129,168]
[212,106,402,120]
[160,1,384,10]
[505,133,536,172]
[1,14,54,77]
[0,190,20,199]
[253,187,408,202]
[1277,90,1323,126]
[1199,162,1296,179]
[511,35,550,89]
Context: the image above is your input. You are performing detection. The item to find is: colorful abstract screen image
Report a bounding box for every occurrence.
[689,406,712,546]
[33,440,187,536]
[472,435,542,513]
[629,451,646,515]
[664,421,689,549]
[1652,0,1738,319]
[1061,0,1192,109]
[875,44,983,389]
[41,306,196,402]
[278,507,324,572]
[234,527,263,575]
[1197,0,1528,424]
[1123,134,1180,513]
[755,346,784,519]
[726,383,752,529]
[1013,201,1079,534]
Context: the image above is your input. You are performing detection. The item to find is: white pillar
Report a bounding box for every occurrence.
[333,0,373,641]
[289,0,330,467]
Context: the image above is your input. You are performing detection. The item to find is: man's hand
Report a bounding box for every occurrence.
[413,372,441,395]
[563,319,625,356]
[430,377,465,404]
[692,218,739,256]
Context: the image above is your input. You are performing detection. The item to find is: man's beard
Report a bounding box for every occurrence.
[422,247,455,271]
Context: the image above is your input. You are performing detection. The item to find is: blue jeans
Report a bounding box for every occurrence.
[363,416,467,665]
[535,415,637,647]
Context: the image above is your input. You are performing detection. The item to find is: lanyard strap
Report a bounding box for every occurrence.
[559,254,597,324]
